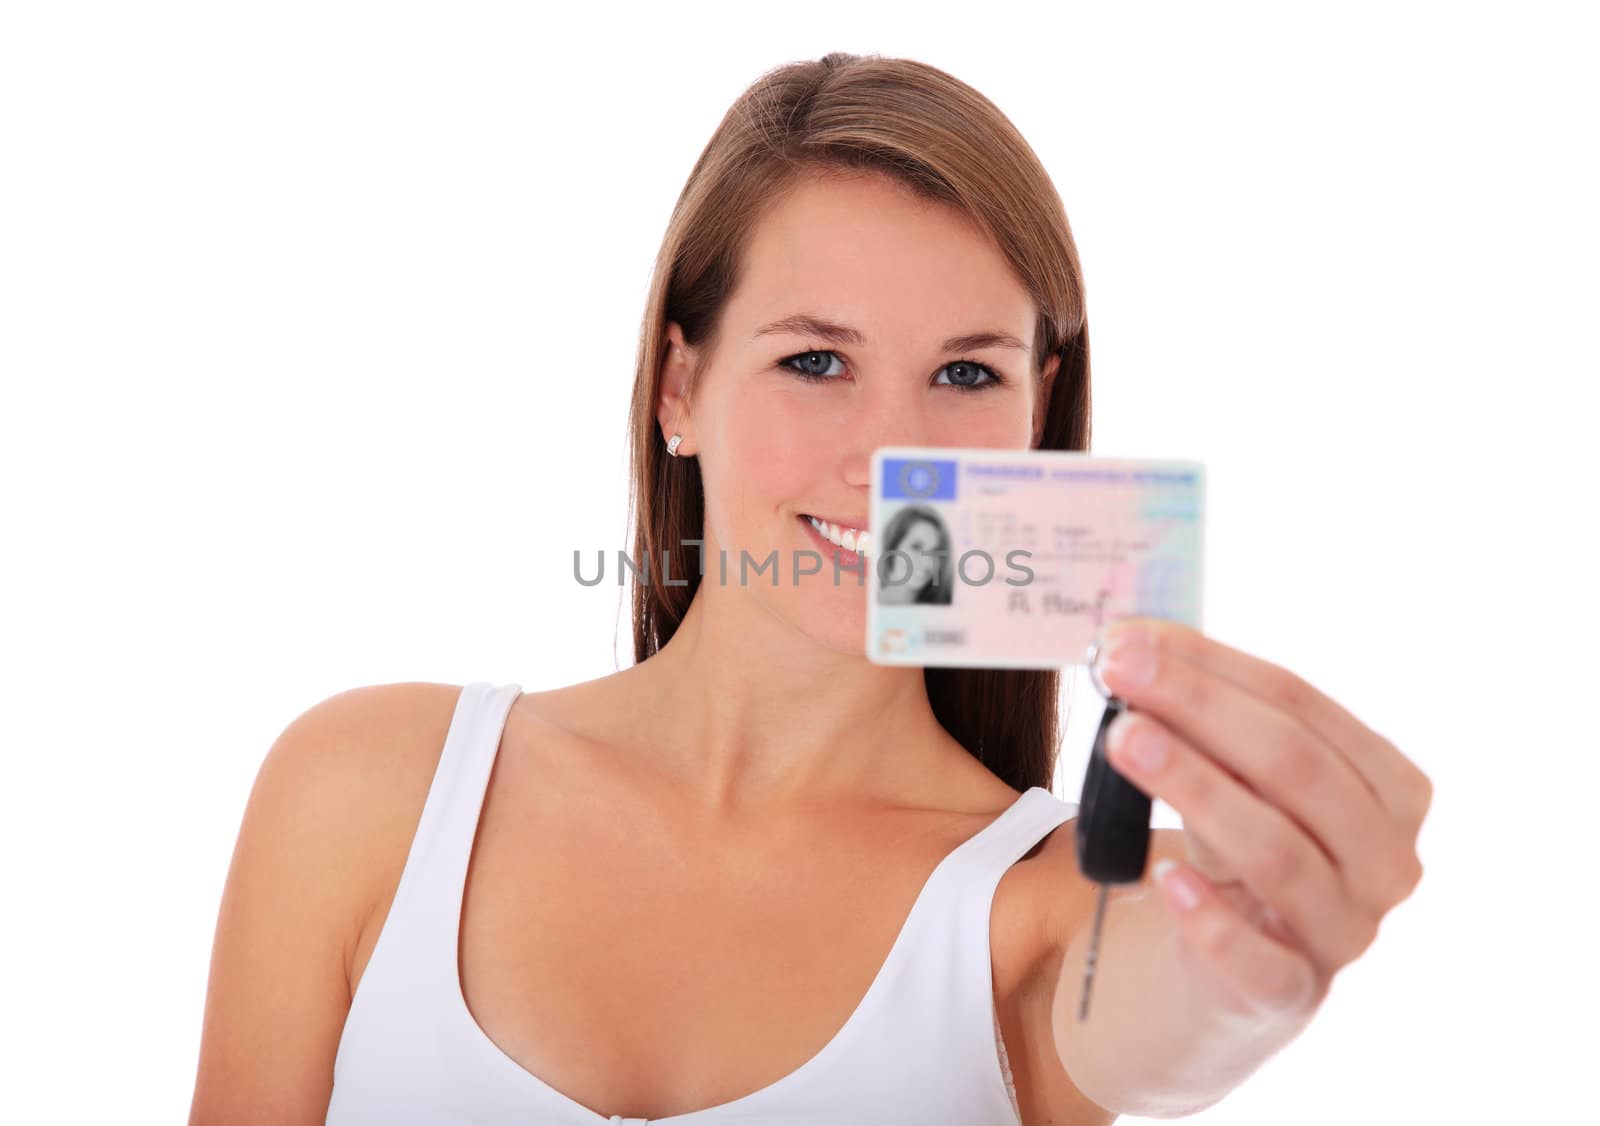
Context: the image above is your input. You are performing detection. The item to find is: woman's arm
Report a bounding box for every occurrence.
[1048,615,1430,1117]
[186,684,428,1125]
[1050,830,1315,1118]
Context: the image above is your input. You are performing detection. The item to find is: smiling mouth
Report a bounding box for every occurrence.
[798,513,871,557]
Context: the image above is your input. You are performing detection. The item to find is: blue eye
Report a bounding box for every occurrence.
[780,350,845,380]
[777,350,1006,392]
[934,360,1005,391]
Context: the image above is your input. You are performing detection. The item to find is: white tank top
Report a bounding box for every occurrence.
[326,681,1079,1125]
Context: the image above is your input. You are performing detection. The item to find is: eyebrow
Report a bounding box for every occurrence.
[751,313,1028,354]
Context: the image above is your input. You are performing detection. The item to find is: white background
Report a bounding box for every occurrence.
[3,2,1593,1122]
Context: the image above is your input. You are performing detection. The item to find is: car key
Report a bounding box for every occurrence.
[1073,642,1155,1021]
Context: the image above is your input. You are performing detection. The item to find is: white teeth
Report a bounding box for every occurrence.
[806,515,869,555]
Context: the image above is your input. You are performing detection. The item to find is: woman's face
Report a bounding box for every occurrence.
[897,518,944,593]
[661,170,1058,655]
[876,516,945,607]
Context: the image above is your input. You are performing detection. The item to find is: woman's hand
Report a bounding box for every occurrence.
[1091,616,1433,1022]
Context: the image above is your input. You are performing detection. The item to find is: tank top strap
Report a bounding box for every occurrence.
[944,786,1080,1066]
[816,785,1077,1121]
[960,786,1080,887]
[948,784,1080,941]
[333,680,522,1089]
[374,681,523,972]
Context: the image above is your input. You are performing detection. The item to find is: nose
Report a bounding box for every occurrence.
[840,382,934,490]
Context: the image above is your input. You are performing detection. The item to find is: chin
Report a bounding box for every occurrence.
[780,585,869,657]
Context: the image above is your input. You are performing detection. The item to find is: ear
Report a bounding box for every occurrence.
[657,321,699,457]
[1032,350,1061,448]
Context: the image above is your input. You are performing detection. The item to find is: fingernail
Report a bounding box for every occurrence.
[1110,714,1166,772]
[1097,626,1157,689]
[1155,857,1202,911]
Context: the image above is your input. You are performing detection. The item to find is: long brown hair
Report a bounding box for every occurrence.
[624,52,1092,795]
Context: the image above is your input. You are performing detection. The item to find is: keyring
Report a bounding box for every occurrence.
[1084,629,1113,700]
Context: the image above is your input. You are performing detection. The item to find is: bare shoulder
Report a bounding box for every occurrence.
[188,680,466,1125]
[249,680,466,822]
[251,680,472,953]
[301,681,470,865]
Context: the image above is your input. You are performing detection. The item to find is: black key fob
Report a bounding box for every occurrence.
[1075,694,1153,885]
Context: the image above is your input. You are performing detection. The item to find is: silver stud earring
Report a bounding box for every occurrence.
[666,434,683,457]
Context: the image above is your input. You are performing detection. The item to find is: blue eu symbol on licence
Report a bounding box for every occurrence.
[882,457,957,500]
[901,462,936,495]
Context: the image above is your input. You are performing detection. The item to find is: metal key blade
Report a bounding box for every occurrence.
[1078,882,1110,1021]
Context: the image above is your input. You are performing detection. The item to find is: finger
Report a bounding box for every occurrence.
[1151,854,1324,1021]
[1096,632,1414,911]
[1108,710,1378,975]
[1097,617,1433,828]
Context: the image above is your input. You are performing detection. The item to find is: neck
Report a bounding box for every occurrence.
[627,577,951,818]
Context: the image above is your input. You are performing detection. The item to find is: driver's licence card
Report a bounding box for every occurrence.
[866,446,1205,668]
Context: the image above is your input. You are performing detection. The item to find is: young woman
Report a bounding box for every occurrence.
[190,52,1432,1126]
[875,507,954,606]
